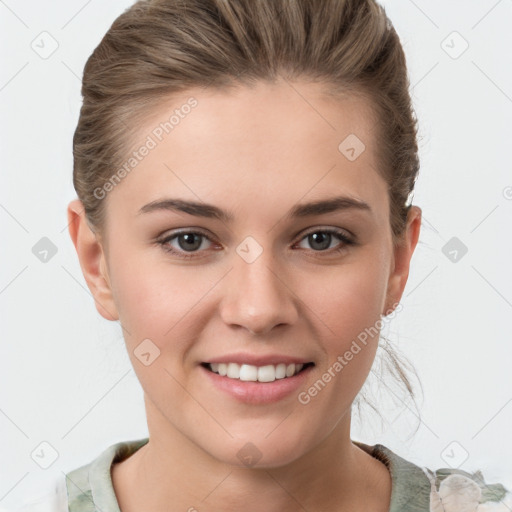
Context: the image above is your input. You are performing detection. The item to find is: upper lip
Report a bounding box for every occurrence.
[203,353,313,366]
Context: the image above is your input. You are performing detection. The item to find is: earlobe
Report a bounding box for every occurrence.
[383,206,422,316]
[67,199,119,321]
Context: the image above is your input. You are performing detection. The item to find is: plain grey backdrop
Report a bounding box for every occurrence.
[1,0,511,508]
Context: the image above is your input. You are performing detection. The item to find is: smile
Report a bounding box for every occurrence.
[203,362,314,383]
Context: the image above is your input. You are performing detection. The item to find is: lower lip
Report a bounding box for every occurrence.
[200,365,314,405]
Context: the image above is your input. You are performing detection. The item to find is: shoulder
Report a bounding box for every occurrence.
[65,437,149,512]
[13,475,68,512]
[359,442,511,512]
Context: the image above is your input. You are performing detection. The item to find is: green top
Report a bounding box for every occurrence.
[19,437,506,512]
[62,437,510,512]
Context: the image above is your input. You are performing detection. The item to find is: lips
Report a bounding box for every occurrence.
[201,358,315,404]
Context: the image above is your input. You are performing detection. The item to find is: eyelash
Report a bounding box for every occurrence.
[156,228,356,260]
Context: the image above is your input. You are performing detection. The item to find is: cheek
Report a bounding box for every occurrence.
[108,250,218,350]
[296,283,385,417]
[111,267,171,337]
[296,252,390,398]
[108,260,211,398]
[304,255,389,343]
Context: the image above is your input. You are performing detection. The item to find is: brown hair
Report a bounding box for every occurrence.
[72,0,423,428]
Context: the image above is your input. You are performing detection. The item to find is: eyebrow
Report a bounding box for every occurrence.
[137,195,372,222]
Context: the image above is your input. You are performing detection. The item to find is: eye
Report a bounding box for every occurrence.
[157,230,217,259]
[157,227,355,260]
[294,228,355,254]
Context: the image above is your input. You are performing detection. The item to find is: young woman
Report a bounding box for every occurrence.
[18,0,511,511]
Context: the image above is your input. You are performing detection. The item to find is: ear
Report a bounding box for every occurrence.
[67,199,119,321]
[383,205,422,316]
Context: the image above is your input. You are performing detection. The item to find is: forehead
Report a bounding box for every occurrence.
[107,79,387,219]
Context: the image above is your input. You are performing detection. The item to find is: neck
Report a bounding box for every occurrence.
[112,400,391,512]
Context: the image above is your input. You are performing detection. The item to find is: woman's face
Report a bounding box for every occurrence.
[71,78,420,467]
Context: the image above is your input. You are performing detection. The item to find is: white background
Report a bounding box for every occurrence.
[1,0,511,508]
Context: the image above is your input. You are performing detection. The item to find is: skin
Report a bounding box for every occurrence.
[68,77,421,512]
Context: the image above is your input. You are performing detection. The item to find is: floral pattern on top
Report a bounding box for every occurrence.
[421,467,512,512]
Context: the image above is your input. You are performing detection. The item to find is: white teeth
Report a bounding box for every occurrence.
[275,363,286,379]
[227,363,240,378]
[207,362,307,382]
[239,364,258,381]
[257,365,276,383]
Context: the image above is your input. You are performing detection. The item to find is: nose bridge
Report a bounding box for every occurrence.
[220,244,298,335]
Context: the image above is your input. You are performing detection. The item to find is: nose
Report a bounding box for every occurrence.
[219,249,299,336]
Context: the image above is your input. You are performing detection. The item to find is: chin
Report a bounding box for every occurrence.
[205,432,311,469]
